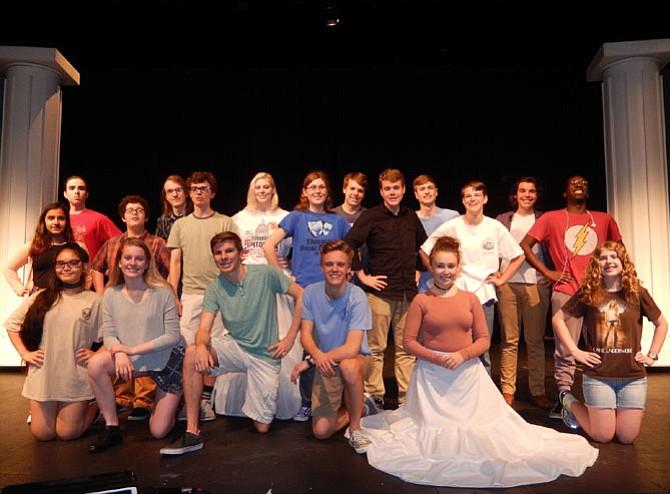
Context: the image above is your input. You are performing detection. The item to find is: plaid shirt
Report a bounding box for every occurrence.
[91,231,171,279]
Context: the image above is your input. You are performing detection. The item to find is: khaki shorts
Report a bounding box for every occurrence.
[311,354,372,418]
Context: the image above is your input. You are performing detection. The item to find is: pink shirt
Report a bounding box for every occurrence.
[403,289,489,364]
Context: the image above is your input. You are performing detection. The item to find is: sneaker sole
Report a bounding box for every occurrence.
[160,442,204,455]
[292,416,310,422]
[127,414,150,421]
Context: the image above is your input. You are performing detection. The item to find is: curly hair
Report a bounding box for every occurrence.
[579,241,639,306]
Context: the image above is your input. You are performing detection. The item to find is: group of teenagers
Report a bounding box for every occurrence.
[3,167,667,488]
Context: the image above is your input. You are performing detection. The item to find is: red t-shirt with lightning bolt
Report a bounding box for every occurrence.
[527,209,622,296]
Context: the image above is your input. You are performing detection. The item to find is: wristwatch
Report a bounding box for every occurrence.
[647,353,659,361]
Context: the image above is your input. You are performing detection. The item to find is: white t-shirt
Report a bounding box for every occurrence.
[421,216,523,304]
[233,208,291,269]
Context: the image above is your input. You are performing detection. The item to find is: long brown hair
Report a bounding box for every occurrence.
[28,202,75,257]
[160,174,194,217]
[20,243,89,351]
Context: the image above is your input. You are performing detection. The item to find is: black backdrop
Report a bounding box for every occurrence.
[2,2,669,230]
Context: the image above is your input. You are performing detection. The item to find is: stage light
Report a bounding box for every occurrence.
[324,1,340,27]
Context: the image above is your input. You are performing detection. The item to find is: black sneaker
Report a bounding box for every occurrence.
[89,427,123,453]
[128,407,151,421]
[160,432,204,456]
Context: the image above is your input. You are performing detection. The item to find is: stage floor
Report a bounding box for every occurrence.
[1,338,669,494]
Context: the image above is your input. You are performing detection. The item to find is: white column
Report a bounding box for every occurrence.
[0,47,79,366]
[587,39,670,366]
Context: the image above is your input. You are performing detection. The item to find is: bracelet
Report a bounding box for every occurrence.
[305,355,315,367]
[648,353,659,361]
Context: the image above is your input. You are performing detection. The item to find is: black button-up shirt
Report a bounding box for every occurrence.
[345,204,427,302]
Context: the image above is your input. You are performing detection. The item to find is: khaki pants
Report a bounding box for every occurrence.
[365,292,415,404]
[497,282,550,396]
[551,290,583,393]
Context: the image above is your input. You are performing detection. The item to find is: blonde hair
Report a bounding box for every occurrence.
[107,237,171,290]
[245,172,280,212]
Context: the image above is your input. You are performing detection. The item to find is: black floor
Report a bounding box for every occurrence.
[1,338,669,494]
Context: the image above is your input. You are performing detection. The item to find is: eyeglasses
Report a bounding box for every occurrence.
[55,259,82,270]
[569,180,589,186]
[166,187,184,195]
[190,186,212,193]
[305,184,327,191]
[125,207,145,215]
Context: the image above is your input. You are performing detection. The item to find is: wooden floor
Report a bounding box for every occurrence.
[1,338,669,494]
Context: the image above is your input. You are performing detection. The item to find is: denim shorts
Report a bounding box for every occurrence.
[582,374,647,409]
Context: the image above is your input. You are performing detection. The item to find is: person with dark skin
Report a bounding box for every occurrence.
[519,175,622,418]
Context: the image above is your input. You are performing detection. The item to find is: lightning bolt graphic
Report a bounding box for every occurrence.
[572,224,590,258]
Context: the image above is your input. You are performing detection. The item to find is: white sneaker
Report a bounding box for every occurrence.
[177,400,216,422]
[292,406,311,422]
[200,400,216,422]
[347,428,371,454]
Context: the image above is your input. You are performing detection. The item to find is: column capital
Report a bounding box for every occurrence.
[0,46,79,85]
[586,38,670,82]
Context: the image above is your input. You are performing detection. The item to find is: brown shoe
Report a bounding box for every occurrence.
[531,394,554,410]
[502,393,515,406]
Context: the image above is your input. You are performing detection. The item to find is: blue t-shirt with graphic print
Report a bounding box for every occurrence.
[279,210,350,288]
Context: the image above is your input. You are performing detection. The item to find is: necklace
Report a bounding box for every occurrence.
[432,281,454,292]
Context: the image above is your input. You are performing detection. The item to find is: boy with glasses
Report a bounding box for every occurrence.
[167,171,239,422]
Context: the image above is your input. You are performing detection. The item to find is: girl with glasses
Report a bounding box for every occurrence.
[4,243,102,441]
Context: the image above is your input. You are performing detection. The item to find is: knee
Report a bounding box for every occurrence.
[615,431,639,445]
[87,352,109,379]
[254,421,271,434]
[31,427,56,442]
[313,429,331,440]
[339,358,362,380]
[56,429,81,441]
[590,431,616,444]
[150,423,172,440]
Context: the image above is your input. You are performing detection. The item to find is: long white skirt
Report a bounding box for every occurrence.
[213,293,302,420]
[361,356,599,488]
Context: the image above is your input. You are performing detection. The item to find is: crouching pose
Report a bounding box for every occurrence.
[160,232,303,455]
[291,240,375,454]
[88,238,184,452]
